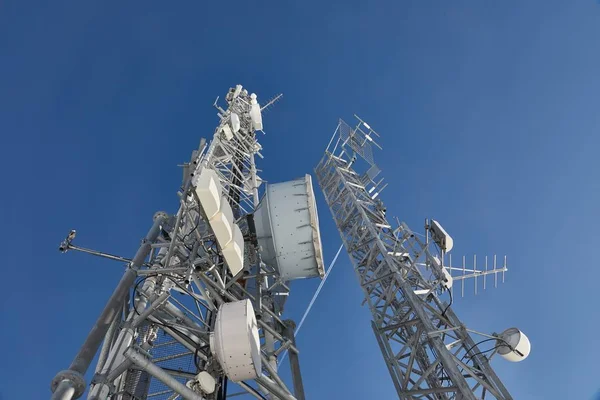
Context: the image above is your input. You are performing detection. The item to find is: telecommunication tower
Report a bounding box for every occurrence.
[314,118,530,400]
[51,86,324,400]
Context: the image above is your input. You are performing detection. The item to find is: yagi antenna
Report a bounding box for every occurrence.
[261,93,283,112]
[315,117,528,400]
[213,95,226,115]
[446,254,508,298]
[353,114,382,150]
[423,219,508,298]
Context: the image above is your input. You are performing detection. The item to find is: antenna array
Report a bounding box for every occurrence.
[51,86,322,400]
[314,117,529,400]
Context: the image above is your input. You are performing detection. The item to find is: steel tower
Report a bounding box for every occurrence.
[51,86,323,400]
[315,118,529,400]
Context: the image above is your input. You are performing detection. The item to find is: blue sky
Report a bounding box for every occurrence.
[1,1,599,399]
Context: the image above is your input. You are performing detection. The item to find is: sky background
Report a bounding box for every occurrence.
[1,0,600,399]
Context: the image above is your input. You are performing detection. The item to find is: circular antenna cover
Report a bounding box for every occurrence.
[210,299,261,381]
[497,328,531,362]
[254,174,325,281]
[196,371,216,395]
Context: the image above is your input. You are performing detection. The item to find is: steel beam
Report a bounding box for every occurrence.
[51,213,167,399]
[315,123,513,400]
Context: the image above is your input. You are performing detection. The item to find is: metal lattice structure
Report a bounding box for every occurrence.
[315,118,515,400]
[50,86,309,400]
[49,88,526,400]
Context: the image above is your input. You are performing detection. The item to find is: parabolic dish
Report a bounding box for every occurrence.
[497,328,531,362]
[254,174,325,281]
[210,299,261,381]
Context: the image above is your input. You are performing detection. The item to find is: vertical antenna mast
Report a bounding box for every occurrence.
[51,86,324,400]
[315,118,529,400]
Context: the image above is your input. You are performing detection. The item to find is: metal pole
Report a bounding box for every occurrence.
[95,311,119,374]
[284,320,306,400]
[238,381,266,400]
[163,204,186,269]
[325,123,341,154]
[255,376,296,400]
[249,153,260,207]
[152,322,204,358]
[51,380,77,400]
[124,347,203,400]
[89,277,163,398]
[260,355,293,396]
[263,296,277,370]
[103,359,134,384]
[67,245,135,264]
[50,213,167,399]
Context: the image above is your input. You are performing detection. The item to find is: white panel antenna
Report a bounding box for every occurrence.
[221,224,244,276]
[231,112,241,133]
[209,197,235,247]
[221,123,234,140]
[249,93,263,131]
[194,169,222,219]
[232,84,242,99]
[430,219,454,253]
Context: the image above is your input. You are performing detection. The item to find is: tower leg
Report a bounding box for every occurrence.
[50,213,167,399]
[124,347,203,400]
[51,380,77,400]
[284,320,305,400]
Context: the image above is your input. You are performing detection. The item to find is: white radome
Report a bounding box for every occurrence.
[210,299,261,382]
[254,174,325,281]
[497,328,531,362]
[196,371,216,395]
[194,169,222,219]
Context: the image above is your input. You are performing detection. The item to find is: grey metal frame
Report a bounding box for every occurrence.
[51,87,302,400]
[315,119,512,400]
